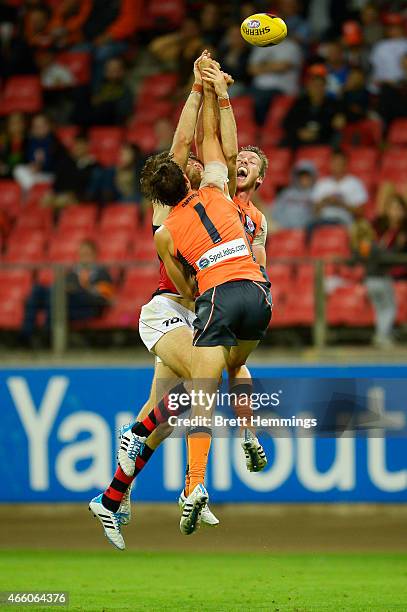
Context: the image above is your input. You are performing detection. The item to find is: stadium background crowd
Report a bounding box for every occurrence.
[0,0,407,348]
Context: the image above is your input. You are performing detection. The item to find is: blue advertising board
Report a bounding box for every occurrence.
[0,365,406,503]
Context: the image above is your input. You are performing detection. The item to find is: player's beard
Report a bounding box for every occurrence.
[186,167,202,190]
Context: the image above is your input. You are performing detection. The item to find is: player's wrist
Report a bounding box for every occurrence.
[191,82,203,95]
[218,93,231,109]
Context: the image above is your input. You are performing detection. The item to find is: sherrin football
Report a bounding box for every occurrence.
[241,13,287,46]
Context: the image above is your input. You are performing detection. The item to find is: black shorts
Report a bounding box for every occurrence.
[193,280,272,347]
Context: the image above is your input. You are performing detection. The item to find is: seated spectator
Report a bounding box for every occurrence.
[360,3,384,49]
[312,150,368,227]
[80,0,140,86]
[321,40,350,98]
[149,18,204,86]
[271,161,317,231]
[351,194,407,347]
[343,67,370,123]
[13,114,68,191]
[277,0,310,48]
[42,135,104,210]
[200,3,223,47]
[48,0,92,48]
[283,66,345,148]
[0,112,27,179]
[23,2,52,50]
[20,239,114,346]
[218,25,251,97]
[342,21,370,73]
[378,53,407,126]
[248,34,303,125]
[101,143,144,203]
[370,13,407,92]
[76,57,133,126]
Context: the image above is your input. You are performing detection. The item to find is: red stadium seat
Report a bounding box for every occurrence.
[310,226,350,258]
[133,100,174,124]
[268,263,293,286]
[0,296,25,329]
[49,229,92,262]
[262,95,295,146]
[342,119,382,147]
[284,285,315,325]
[5,229,46,263]
[0,76,42,115]
[388,119,407,146]
[25,183,52,207]
[0,180,21,218]
[296,263,314,285]
[89,127,123,166]
[263,148,292,187]
[132,234,157,261]
[327,284,374,326]
[58,204,98,231]
[97,230,132,262]
[232,96,254,122]
[122,266,159,298]
[394,281,407,323]
[138,73,179,102]
[267,229,306,258]
[56,125,79,151]
[0,269,32,300]
[347,147,378,187]
[127,123,157,153]
[55,52,91,86]
[148,0,185,27]
[380,148,407,183]
[237,119,257,148]
[296,146,331,176]
[100,204,139,232]
[258,176,275,202]
[14,204,52,232]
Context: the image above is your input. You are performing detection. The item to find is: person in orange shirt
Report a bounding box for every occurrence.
[124,61,272,535]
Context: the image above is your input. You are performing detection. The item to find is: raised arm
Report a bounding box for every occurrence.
[170,51,208,171]
[200,58,226,167]
[202,63,238,197]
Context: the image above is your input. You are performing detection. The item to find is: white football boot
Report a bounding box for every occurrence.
[178,489,219,527]
[179,484,209,535]
[118,481,133,526]
[89,494,125,550]
[241,428,267,472]
[118,423,146,477]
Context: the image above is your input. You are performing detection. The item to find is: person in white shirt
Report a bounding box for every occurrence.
[312,150,368,226]
[369,14,407,90]
[248,37,303,124]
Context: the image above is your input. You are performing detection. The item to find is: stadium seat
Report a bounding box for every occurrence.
[132,235,157,261]
[268,263,293,286]
[296,264,314,285]
[341,119,382,147]
[258,176,275,202]
[267,229,306,258]
[100,204,139,232]
[127,123,157,153]
[121,266,159,298]
[347,147,378,186]
[97,230,132,262]
[58,204,98,232]
[327,284,374,326]
[388,119,407,147]
[55,52,91,86]
[138,73,179,102]
[49,229,91,262]
[296,146,331,176]
[262,95,295,146]
[0,269,32,301]
[309,226,350,258]
[0,180,21,218]
[5,229,46,263]
[284,285,315,325]
[0,76,42,115]
[25,183,52,207]
[132,100,174,124]
[263,148,292,187]
[148,0,185,27]
[394,281,407,323]
[237,119,257,148]
[89,127,123,166]
[14,204,52,232]
[232,96,254,122]
[56,125,79,151]
[380,148,407,183]
[0,296,25,329]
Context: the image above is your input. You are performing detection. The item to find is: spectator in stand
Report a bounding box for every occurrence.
[200,3,224,47]
[149,17,204,87]
[312,150,368,228]
[77,56,133,126]
[248,34,303,125]
[101,143,144,204]
[154,118,175,153]
[270,161,317,231]
[48,0,92,49]
[82,0,141,87]
[277,0,310,48]
[218,24,251,96]
[13,114,67,191]
[360,3,384,49]
[283,65,346,148]
[343,67,370,123]
[0,112,27,179]
[342,21,370,73]
[322,40,350,98]
[20,239,114,347]
[370,13,407,91]
[352,194,407,347]
[23,2,52,50]
[42,135,104,210]
[378,52,407,126]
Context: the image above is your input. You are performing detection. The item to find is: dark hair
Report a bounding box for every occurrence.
[188,152,203,166]
[239,145,269,179]
[141,151,188,206]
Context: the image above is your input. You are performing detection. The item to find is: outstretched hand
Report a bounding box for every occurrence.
[193,49,211,84]
[202,62,228,97]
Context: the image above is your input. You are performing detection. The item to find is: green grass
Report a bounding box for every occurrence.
[0,551,406,611]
